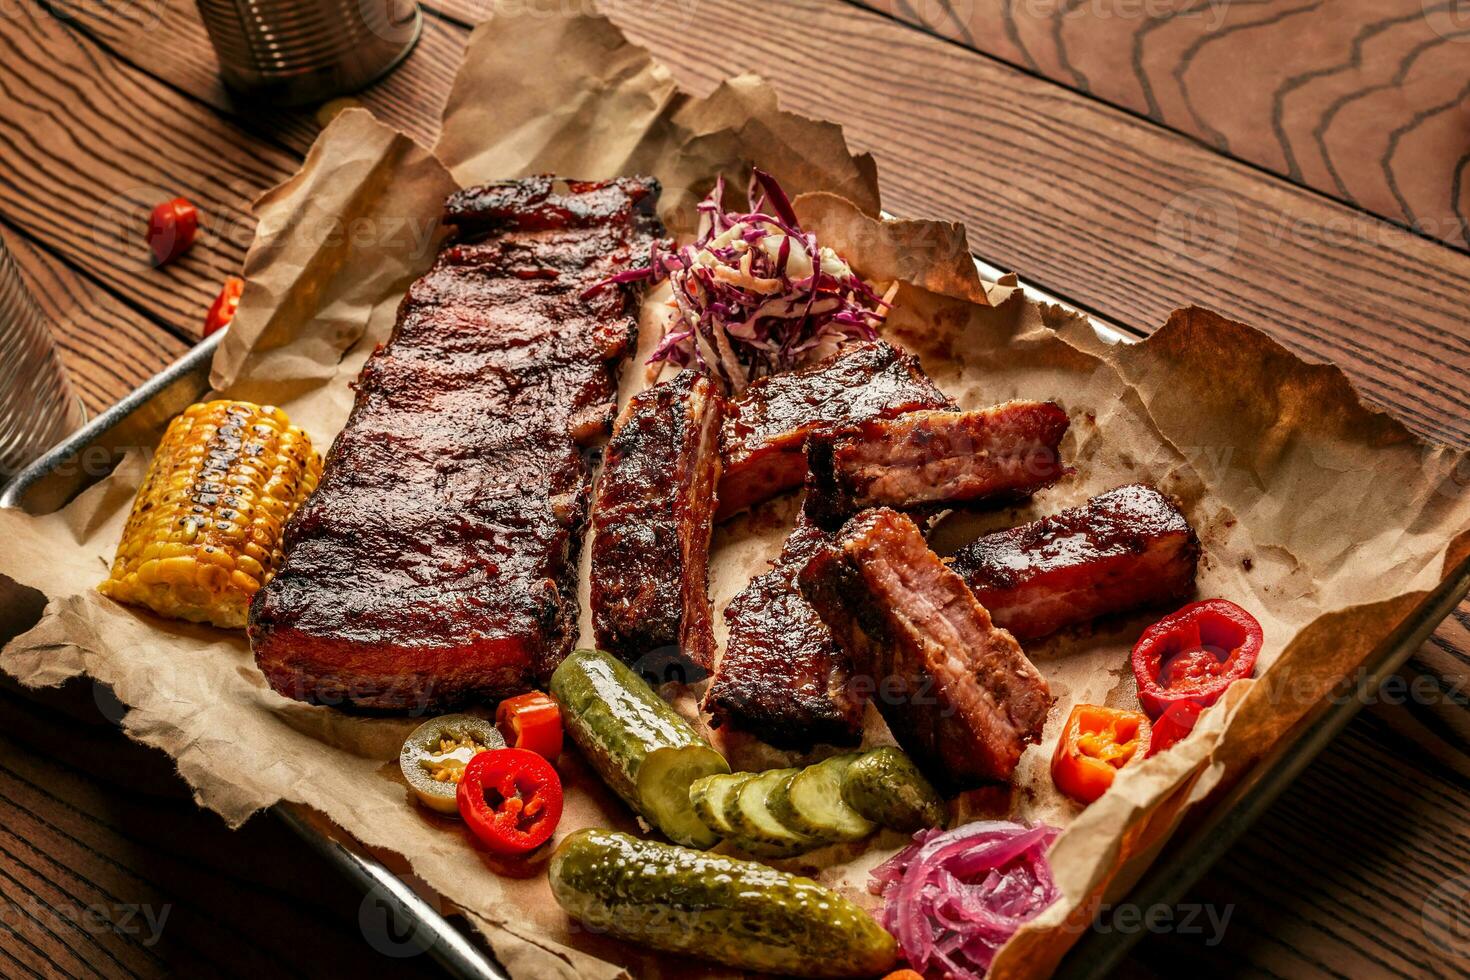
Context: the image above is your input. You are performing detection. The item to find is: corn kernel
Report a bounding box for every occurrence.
[96,400,322,629]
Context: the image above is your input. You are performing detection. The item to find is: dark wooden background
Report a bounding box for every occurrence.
[2,0,1469,975]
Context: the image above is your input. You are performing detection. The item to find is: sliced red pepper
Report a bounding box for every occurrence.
[1146,700,1203,757]
[1131,598,1262,719]
[1051,704,1148,805]
[457,748,563,855]
[204,276,244,337]
[496,691,563,760]
[146,197,198,266]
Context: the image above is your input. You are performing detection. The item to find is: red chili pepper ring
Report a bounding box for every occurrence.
[457,747,563,855]
[1131,598,1262,719]
[1145,700,1204,757]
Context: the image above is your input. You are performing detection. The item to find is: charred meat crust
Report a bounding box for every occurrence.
[804,401,1071,528]
[590,370,723,679]
[798,508,1052,790]
[444,175,662,236]
[702,513,865,749]
[715,341,954,522]
[249,176,667,711]
[949,483,1200,641]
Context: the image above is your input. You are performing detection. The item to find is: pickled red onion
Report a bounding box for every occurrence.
[870,821,1061,977]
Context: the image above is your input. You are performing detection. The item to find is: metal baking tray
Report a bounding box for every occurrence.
[3,266,1467,978]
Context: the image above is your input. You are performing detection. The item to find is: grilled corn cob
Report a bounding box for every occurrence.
[98,400,321,628]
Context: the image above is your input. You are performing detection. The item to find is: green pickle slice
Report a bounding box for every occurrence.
[771,753,877,842]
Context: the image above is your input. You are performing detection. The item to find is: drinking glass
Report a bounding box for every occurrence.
[0,231,86,479]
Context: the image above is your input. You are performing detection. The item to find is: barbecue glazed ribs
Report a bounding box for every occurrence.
[590,370,723,680]
[949,483,1199,641]
[799,509,1051,789]
[716,341,954,521]
[703,512,865,749]
[249,176,665,710]
[804,401,1071,528]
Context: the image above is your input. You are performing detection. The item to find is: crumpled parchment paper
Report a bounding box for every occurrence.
[4,11,1469,979]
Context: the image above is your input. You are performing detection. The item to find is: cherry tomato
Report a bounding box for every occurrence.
[204,276,244,337]
[457,748,563,855]
[496,691,563,760]
[146,197,198,266]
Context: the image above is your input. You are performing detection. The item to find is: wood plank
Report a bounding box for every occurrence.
[574,0,1470,448]
[853,0,1470,251]
[3,227,190,414]
[51,0,464,154]
[0,675,448,980]
[44,0,1470,446]
[0,5,298,339]
[1132,711,1470,977]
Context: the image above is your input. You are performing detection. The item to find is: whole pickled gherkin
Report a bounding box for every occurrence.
[841,745,947,832]
[549,829,898,977]
[549,649,728,848]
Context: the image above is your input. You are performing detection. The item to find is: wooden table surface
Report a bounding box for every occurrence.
[2,0,1468,976]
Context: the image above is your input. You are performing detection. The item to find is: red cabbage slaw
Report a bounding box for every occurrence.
[870,821,1061,978]
[589,169,895,392]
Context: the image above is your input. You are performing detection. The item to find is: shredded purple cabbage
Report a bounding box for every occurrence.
[870,821,1061,978]
[586,169,893,392]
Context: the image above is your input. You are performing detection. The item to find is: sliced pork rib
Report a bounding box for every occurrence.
[798,508,1051,789]
[703,512,864,749]
[950,483,1200,641]
[590,370,723,679]
[716,341,954,521]
[249,176,665,710]
[804,401,1070,528]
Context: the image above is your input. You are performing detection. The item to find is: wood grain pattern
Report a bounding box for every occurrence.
[30,0,1470,448]
[577,0,1470,448]
[1130,709,1470,978]
[0,674,447,980]
[53,0,464,153]
[0,3,294,339]
[4,0,1470,977]
[855,0,1470,250]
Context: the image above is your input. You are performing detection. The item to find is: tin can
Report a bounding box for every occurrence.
[194,0,422,106]
[0,234,86,479]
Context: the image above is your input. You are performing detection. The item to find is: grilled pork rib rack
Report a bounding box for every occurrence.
[799,509,1052,789]
[590,370,723,679]
[950,483,1200,641]
[249,176,665,710]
